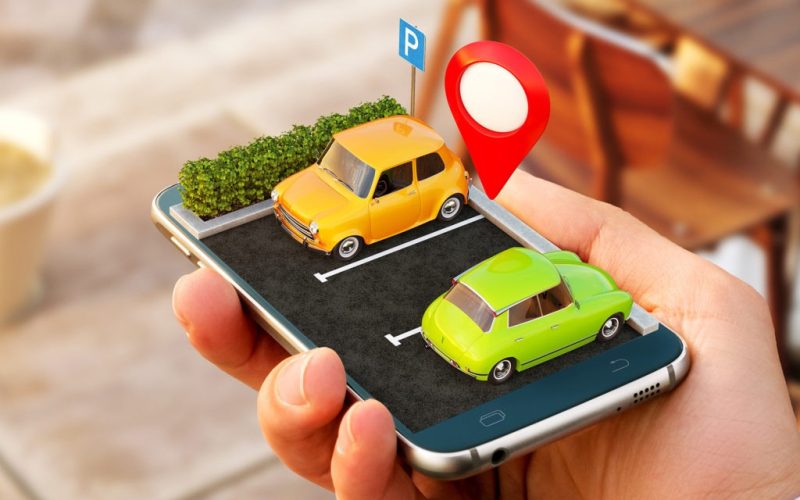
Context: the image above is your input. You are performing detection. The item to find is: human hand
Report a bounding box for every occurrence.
[173,170,800,498]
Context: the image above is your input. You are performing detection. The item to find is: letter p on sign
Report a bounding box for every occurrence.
[405,30,418,56]
[399,19,425,71]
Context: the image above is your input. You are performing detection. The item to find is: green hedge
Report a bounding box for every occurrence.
[178,96,407,218]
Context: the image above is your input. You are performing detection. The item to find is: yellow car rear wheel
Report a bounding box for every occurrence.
[437,194,464,222]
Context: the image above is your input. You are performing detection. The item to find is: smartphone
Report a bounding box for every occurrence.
[152,184,690,479]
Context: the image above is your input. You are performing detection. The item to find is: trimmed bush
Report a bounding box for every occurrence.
[178,96,407,218]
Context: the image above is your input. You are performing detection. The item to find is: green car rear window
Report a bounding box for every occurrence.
[445,283,494,332]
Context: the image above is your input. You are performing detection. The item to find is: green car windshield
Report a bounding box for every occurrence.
[445,283,494,332]
[318,141,375,199]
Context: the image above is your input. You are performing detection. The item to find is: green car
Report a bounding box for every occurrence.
[421,247,633,384]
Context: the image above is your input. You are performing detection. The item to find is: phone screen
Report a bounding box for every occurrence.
[198,202,646,433]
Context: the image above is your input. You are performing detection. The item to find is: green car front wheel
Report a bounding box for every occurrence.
[597,313,624,342]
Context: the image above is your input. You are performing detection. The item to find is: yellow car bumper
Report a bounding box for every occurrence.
[274,205,331,254]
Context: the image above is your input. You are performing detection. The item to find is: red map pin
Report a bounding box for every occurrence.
[445,41,550,199]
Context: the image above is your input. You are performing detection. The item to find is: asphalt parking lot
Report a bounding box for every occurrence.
[204,206,638,432]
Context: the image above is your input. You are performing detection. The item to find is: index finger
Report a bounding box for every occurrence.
[173,267,288,389]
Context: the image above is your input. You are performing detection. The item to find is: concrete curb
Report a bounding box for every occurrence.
[170,199,274,239]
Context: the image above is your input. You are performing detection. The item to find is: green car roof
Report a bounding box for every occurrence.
[458,247,560,312]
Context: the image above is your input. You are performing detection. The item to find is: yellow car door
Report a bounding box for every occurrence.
[415,151,447,219]
[368,161,421,241]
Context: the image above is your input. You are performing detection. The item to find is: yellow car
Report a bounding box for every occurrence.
[271,116,470,260]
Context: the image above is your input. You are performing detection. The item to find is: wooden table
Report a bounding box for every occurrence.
[625,0,800,102]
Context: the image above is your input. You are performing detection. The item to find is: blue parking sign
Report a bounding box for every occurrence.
[399,19,425,71]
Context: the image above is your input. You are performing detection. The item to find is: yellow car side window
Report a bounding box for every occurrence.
[375,162,413,198]
[416,152,445,181]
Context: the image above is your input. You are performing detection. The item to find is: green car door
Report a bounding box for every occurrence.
[506,285,592,370]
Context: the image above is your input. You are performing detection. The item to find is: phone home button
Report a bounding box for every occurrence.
[479,410,506,427]
[610,358,630,373]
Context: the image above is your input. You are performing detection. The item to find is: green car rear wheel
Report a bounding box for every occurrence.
[489,358,516,384]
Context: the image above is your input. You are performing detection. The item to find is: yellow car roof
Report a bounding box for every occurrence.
[334,115,445,170]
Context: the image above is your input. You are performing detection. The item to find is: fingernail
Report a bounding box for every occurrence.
[276,352,312,406]
[336,403,360,455]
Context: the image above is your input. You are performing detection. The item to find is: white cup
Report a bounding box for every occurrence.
[0,109,62,324]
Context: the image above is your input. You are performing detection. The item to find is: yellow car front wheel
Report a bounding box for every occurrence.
[334,235,363,261]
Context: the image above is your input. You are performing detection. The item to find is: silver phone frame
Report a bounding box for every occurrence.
[152,185,690,480]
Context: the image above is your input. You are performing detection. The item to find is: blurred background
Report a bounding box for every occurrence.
[0,0,798,498]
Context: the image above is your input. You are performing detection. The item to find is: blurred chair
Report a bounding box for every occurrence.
[672,38,798,162]
[672,37,731,112]
[422,0,798,370]
[666,23,800,174]
[418,0,672,122]
[563,0,674,51]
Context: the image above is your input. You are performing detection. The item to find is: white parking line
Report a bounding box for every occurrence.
[385,327,421,347]
[314,214,485,283]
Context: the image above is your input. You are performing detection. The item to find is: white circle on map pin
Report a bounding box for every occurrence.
[459,62,529,133]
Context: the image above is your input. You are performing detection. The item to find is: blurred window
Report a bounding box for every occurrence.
[384,162,413,189]
[508,296,543,327]
[539,281,572,316]
[416,152,445,181]
[445,282,494,332]
[319,141,375,198]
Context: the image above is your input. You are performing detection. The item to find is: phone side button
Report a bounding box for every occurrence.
[479,410,506,427]
[170,236,191,258]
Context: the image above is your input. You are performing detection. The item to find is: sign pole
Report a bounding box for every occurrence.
[399,19,425,118]
[410,65,416,116]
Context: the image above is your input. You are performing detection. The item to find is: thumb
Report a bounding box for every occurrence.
[330,400,421,500]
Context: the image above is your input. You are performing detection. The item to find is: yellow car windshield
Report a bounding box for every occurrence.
[318,141,376,199]
[445,283,494,332]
